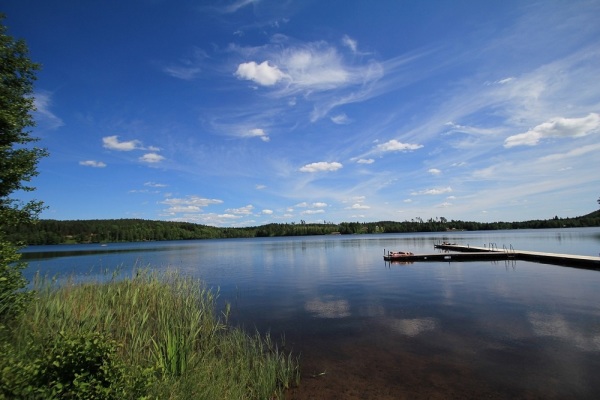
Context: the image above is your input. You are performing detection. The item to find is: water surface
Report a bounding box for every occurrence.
[22,228,600,398]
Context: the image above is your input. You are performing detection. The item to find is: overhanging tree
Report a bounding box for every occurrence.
[0,14,47,323]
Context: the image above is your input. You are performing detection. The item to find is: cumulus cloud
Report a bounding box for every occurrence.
[139,153,165,163]
[346,203,370,210]
[262,209,273,215]
[301,209,325,215]
[226,205,254,215]
[428,168,441,175]
[244,128,270,142]
[161,196,223,215]
[79,160,106,168]
[235,61,287,86]
[504,113,600,148]
[296,202,327,209]
[102,135,143,151]
[299,161,343,172]
[376,139,423,152]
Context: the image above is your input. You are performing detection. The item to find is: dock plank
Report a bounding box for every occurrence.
[431,244,600,269]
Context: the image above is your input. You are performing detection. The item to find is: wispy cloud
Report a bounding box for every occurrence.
[341,35,357,54]
[145,182,167,188]
[221,0,260,14]
[34,91,64,129]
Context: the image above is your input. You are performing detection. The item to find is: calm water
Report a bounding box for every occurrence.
[21,228,600,398]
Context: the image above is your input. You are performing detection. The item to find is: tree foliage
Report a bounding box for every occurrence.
[0,14,47,323]
[4,210,600,246]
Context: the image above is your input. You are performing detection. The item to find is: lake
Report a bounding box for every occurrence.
[21,227,600,399]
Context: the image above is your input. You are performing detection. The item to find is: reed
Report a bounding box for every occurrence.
[2,269,299,399]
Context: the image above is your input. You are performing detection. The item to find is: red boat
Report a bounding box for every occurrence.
[383,251,414,261]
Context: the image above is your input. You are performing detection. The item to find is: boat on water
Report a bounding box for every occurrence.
[383,251,414,261]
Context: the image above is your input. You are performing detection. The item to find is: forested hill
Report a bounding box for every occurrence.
[5,211,600,245]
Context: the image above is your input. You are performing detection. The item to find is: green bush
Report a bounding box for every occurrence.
[0,331,153,400]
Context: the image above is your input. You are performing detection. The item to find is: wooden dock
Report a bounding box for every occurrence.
[428,244,600,269]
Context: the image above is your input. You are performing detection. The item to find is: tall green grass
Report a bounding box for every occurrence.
[1,270,300,399]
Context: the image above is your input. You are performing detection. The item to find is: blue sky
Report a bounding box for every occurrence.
[4,0,600,227]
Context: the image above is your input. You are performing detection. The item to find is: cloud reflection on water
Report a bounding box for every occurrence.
[305,296,351,318]
[528,312,600,352]
[388,317,437,337]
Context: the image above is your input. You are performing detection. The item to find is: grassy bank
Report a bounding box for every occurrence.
[0,270,300,399]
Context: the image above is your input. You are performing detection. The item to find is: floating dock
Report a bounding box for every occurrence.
[430,243,600,269]
[383,245,600,269]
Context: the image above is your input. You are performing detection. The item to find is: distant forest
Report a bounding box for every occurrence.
[5,210,600,245]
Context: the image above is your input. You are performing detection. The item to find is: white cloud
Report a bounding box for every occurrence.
[102,135,143,151]
[79,160,106,168]
[244,128,270,142]
[296,202,327,208]
[255,184,266,190]
[283,46,349,89]
[347,203,370,210]
[411,187,452,195]
[139,153,165,163]
[428,168,441,175]
[144,182,167,188]
[504,113,600,148]
[299,161,343,172]
[357,158,374,164]
[331,113,350,124]
[226,205,254,215]
[301,209,325,215]
[262,209,273,215]
[161,196,223,215]
[376,139,423,153]
[235,61,287,86]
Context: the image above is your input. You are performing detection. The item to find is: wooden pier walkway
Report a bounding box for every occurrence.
[428,243,600,269]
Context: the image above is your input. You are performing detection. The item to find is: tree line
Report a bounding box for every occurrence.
[5,210,600,245]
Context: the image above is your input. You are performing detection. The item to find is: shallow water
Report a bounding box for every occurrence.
[22,227,600,398]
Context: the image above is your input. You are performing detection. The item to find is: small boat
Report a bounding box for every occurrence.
[383,251,414,261]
